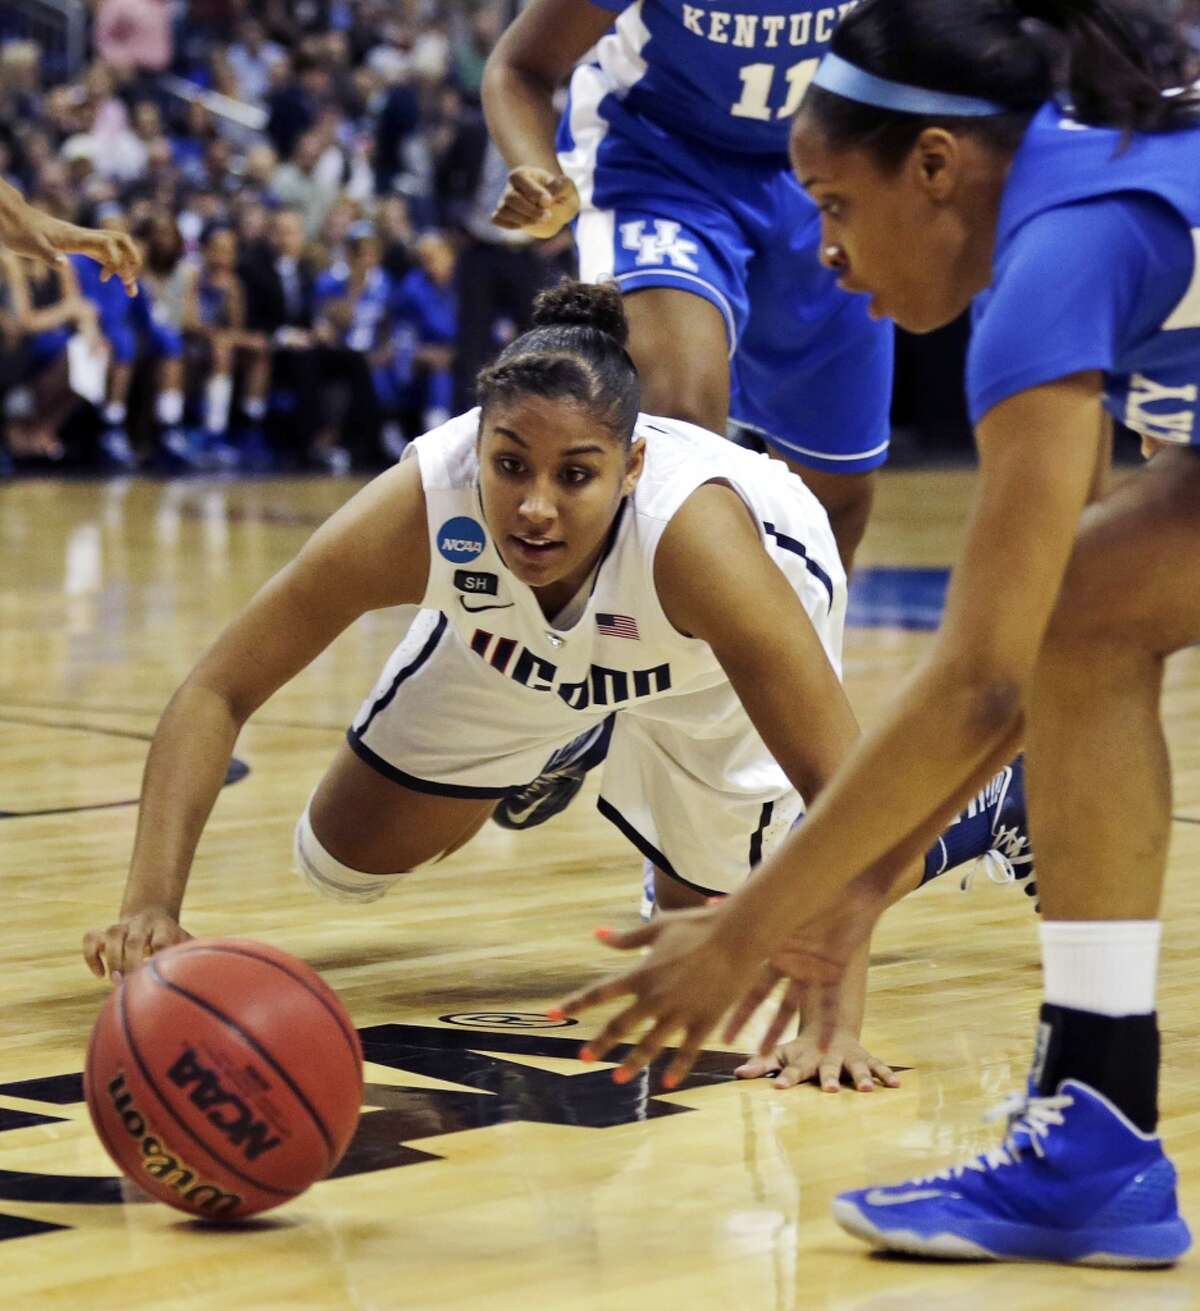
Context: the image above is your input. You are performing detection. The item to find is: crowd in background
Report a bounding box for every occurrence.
[0,0,573,475]
[1,0,1199,477]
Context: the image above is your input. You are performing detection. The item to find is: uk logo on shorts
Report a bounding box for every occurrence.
[438,517,486,563]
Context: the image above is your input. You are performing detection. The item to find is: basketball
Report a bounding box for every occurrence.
[84,938,363,1220]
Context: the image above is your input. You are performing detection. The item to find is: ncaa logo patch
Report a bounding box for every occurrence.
[438,516,486,563]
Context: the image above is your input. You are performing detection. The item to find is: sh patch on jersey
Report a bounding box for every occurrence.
[453,569,498,596]
[438,517,486,563]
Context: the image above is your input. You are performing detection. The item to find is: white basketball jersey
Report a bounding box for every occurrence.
[400,408,845,741]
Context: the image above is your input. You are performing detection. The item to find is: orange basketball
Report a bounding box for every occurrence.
[84,938,362,1219]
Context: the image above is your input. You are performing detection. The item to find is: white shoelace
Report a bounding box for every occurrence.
[916,1092,1074,1183]
[960,822,1033,891]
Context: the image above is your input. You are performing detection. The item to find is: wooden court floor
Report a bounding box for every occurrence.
[3,468,1200,1310]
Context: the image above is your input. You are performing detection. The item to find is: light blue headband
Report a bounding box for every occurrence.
[811,52,1008,117]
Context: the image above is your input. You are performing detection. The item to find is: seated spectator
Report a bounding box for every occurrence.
[72,206,187,469]
[238,204,321,462]
[272,129,340,240]
[180,222,271,468]
[375,228,456,459]
[310,221,395,471]
[0,250,100,461]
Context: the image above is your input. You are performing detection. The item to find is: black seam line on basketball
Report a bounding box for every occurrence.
[119,974,295,1198]
[172,945,360,1073]
[147,957,337,1165]
[84,1023,129,1187]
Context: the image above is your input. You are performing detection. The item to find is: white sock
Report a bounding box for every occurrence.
[155,388,183,427]
[103,401,126,427]
[1040,919,1161,1017]
[244,395,266,422]
[204,374,233,435]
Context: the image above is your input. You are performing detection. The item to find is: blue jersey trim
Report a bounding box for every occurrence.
[357,612,447,736]
[612,268,738,354]
[597,796,721,897]
[346,730,515,800]
[748,800,774,869]
[763,520,835,611]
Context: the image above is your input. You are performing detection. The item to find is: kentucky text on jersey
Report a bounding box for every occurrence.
[678,5,854,49]
[470,627,671,710]
[585,0,862,153]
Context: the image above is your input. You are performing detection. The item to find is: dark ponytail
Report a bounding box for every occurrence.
[802,0,1200,171]
[475,280,640,444]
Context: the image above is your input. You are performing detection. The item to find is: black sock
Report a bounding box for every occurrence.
[1032,1002,1159,1133]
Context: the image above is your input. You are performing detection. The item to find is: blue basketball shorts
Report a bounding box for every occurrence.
[558,66,894,473]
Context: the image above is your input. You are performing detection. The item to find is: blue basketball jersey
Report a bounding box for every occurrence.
[968,102,1200,445]
[587,0,857,154]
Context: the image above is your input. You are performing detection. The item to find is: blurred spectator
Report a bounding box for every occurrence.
[0,0,571,473]
[96,0,173,74]
[376,228,456,458]
[265,54,326,162]
[273,129,341,239]
[0,251,100,461]
[239,204,322,460]
[438,110,564,412]
[72,208,187,469]
[225,19,287,106]
[180,222,271,466]
[311,221,394,470]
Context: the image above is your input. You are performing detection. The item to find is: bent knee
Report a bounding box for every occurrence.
[294,804,432,904]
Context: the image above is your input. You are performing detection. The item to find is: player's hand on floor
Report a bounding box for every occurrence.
[492,167,580,240]
[83,909,191,981]
[734,1028,900,1093]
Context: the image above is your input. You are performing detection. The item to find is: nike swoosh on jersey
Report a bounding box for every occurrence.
[862,1188,947,1207]
[459,597,516,613]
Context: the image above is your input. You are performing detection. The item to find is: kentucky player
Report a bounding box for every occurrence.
[482,0,891,573]
[82,281,1028,1093]
[554,0,1199,1269]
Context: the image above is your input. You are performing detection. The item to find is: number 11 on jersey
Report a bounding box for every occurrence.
[731,58,820,121]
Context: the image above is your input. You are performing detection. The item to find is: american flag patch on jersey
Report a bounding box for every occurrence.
[596,612,639,640]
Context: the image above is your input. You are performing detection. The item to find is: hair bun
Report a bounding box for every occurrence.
[530,279,629,347]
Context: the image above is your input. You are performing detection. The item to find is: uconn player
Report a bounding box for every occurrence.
[482,0,891,572]
[83,282,1024,1093]
[558,0,1199,1267]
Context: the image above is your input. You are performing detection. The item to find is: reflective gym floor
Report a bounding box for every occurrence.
[3,468,1200,1310]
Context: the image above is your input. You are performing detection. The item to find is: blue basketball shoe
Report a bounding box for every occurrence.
[926,755,1039,908]
[833,1080,1191,1266]
[492,717,613,831]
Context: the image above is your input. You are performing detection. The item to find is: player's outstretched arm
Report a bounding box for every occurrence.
[646,482,903,1088]
[0,178,142,294]
[482,0,612,237]
[560,376,1106,1084]
[82,461,432,980]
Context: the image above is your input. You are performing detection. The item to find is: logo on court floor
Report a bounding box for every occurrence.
[438,517,486,563]
[0,1023,747,1242]
[440,1012,576,1029]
